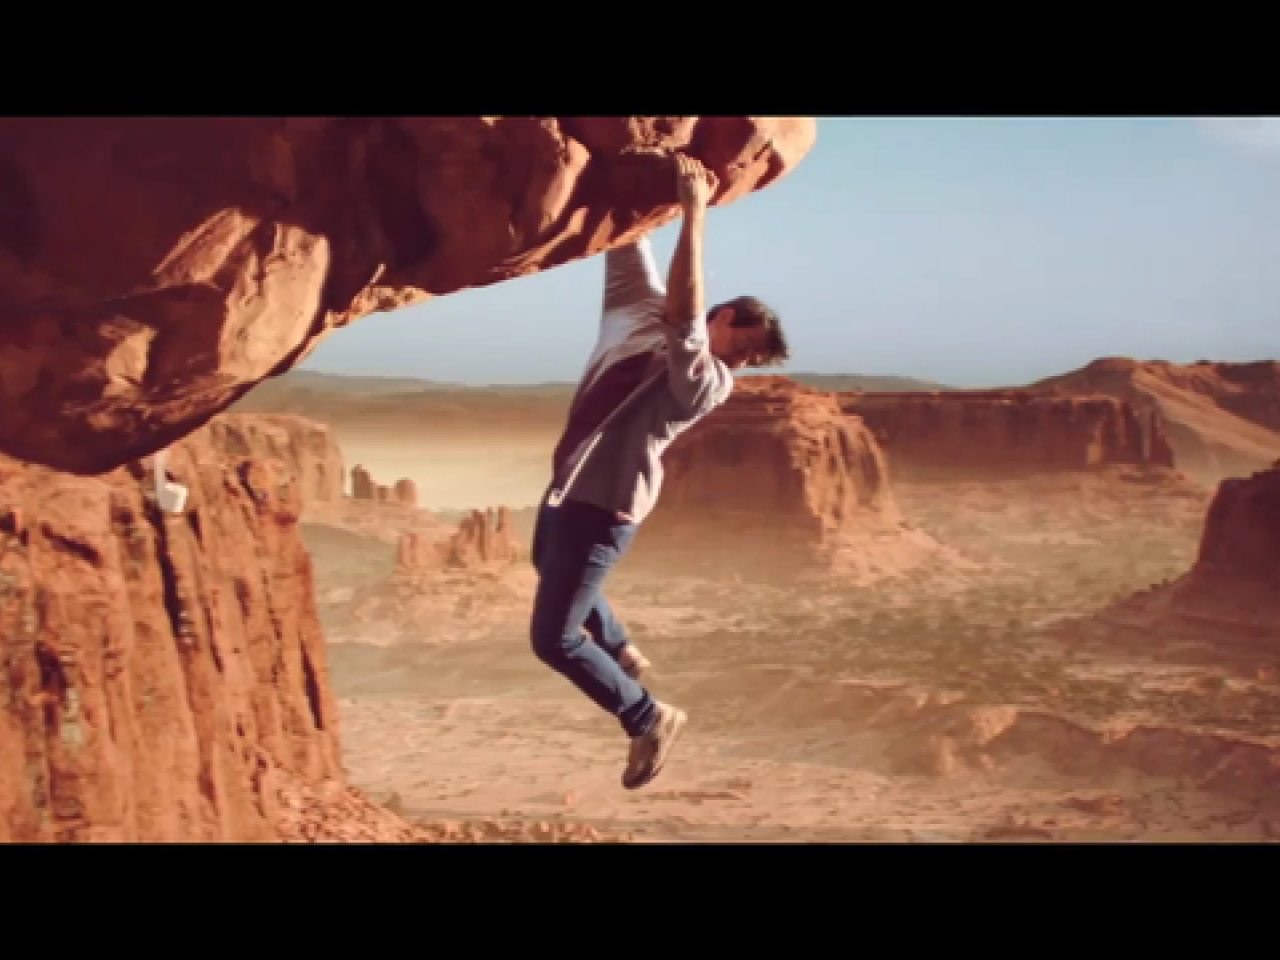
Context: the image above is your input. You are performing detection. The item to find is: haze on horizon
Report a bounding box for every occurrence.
[302,117,1280,390]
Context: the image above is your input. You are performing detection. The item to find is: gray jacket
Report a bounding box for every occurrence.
[546,235,734,524]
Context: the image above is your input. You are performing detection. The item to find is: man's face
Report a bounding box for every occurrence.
[708,307,770,370]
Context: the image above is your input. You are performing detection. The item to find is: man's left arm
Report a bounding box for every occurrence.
[662,155,731,414]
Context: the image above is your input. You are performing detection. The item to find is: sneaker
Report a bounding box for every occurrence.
[622,701,687,790]
[619,644,651,680]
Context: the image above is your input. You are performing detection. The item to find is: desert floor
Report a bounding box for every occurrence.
[336,433,556,512]
[304,442,1280,843]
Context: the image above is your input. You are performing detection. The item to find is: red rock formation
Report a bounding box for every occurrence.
[839,390,1176,483]
[634,376,898,570]
[0,432,341,841]
[446,507,519,569]
[1144,361,1280,434]
[1075,461,1280,655]
[0,117,817,475]
[396,507,519,574]
[303,460,443,546]
[1195,459,1280,587]
[350,465,374,501]
[394,532,436,572]
[392,478,418,508]
[1032,358,1280,480]
[348,466,416,509]
[205,413,344,506]
[1210,362,1280,434]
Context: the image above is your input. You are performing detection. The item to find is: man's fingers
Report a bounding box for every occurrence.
[674,152,717,201]
[690,156,717,187]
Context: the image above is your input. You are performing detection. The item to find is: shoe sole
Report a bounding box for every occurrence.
[622,708,687,791]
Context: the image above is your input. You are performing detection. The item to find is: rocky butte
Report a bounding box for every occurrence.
[0,116,818,842]
[392,478,418,509]
[633,376,899,574]
[396,507,520,574]
[839,389,1176,483]
[0,116,816,476]
[349,464,416,505]
[1075,459,1280,655]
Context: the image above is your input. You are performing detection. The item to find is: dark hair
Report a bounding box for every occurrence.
[710,295,789,367]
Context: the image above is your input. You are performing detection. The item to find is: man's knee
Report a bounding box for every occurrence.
[530,611,567,666]
[591,600,626,648]
[532,608,594,668]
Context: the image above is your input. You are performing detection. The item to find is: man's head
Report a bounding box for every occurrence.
[706,296,789,370]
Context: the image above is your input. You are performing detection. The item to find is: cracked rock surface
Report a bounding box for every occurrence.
[0,117,816,474]
[0,427,339,841]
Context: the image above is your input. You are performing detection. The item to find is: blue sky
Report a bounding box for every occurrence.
[302,117,1280,388]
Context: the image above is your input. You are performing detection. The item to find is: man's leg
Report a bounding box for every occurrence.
[529,499,655,737]
[536,497,646,676]
[583,595,626,659]
[584,595,651,679]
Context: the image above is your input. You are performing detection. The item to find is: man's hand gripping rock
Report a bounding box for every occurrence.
[674,152,718,214]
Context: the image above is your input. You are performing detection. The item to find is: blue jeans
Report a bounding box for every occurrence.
[530,495,656,738]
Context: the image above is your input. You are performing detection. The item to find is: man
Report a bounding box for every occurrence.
[529,153,790,790]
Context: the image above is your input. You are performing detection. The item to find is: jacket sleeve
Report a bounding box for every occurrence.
[600,236,667,344]
[662,309,733,415]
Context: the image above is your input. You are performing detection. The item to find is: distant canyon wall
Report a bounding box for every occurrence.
[1031,358,1280,480]
[839,390,1175,483]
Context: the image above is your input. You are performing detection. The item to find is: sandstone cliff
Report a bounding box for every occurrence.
[0,431,342,841]
[0,117,816,475]
[839,390,1176,483]
[1032,358,1280,481]
[1195,459,1280,589]
[205,413,344,506]
[633,376,899,572]
[203,415,433,545]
